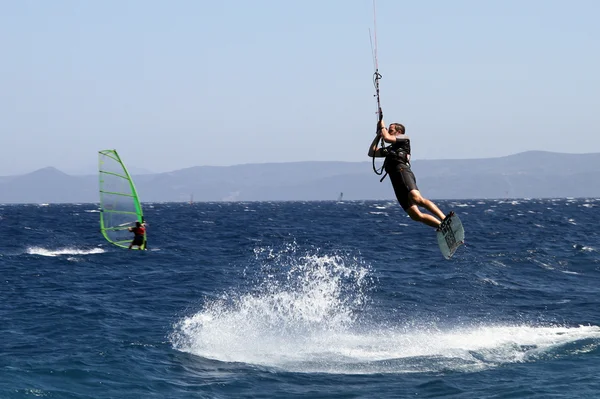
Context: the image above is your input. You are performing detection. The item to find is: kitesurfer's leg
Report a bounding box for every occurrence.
[404,204,442,228]
[409,190,446,221]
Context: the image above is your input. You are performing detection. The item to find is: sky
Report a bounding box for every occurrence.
[1,0,599,175]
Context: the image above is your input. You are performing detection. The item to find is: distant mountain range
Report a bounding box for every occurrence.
[1,151,599,203]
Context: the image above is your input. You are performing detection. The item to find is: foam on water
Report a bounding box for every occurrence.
[26,247,105,256]
[170,246,600,374]
[171,246,373,368]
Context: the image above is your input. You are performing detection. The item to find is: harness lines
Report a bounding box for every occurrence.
[372,70,386,178]
[370,0,396,181]
[369,1,410,183]
[377,143,411,182]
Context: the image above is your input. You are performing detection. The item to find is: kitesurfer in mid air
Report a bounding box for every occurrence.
[368,119,450,229]
[128,221,146,250]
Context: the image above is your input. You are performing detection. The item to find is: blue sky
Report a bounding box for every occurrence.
[1,0,599,175]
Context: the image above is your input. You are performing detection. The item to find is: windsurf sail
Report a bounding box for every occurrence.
[98,149,146,249]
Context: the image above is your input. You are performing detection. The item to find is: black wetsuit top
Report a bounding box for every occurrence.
[383,135,418,210]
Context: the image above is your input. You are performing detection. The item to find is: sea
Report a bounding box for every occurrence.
[2,198,600,398]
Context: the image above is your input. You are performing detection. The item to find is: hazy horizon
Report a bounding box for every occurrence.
[1,149,597,177]
[2,151,600,203]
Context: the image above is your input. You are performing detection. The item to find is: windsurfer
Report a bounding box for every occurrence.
[128,221,146,250]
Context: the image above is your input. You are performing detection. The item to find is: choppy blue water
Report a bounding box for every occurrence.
[2,199,600,398]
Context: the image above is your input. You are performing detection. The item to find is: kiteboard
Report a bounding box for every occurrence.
[436,211,464,259]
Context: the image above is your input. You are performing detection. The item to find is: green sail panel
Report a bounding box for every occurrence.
[98,149,146,249]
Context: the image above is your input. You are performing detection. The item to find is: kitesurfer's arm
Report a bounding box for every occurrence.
[379,120,396,144]
[369,119,389,157]
[368,131,385,157]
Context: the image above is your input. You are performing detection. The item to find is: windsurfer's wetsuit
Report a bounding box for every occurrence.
[382,134,418,210]
[130,225,146,247]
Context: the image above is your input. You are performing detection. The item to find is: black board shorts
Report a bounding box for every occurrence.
[132,235,144,246]
[385,162,418,210]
